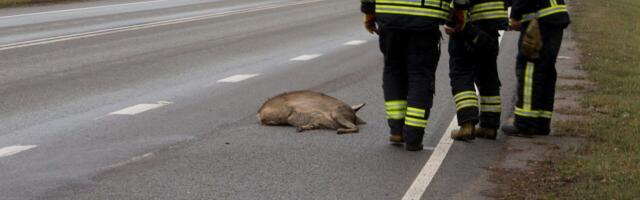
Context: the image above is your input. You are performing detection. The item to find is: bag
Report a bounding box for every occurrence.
[520,18,543,60]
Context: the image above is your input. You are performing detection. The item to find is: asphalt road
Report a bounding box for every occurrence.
[0,0,519,199]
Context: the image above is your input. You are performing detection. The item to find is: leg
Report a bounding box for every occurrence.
[380,28,409,139]
[403,29,441,150]
[534,25,565,135]
[449,33,478,140]
[475,29,502,130]
[332,112,359,134]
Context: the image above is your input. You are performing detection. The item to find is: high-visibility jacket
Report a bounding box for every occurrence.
[449,0,509,30]
[361,0,454,30]
[510,0,570,28]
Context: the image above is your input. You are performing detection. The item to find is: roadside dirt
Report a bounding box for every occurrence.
[483,29,592,199]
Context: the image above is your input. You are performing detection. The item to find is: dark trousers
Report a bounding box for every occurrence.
[449,27,502,129]
[514,24,565,134]
[379,28,441,145]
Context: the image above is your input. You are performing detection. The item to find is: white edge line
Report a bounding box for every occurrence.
[401,116,456,200]
[0,145,38,158]
[0,0,325,51]
[344,40,367,45]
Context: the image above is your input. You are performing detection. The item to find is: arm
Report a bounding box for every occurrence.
[360,0,377,34]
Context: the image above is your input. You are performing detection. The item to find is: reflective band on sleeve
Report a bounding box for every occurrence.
[405,117,429,128]
[376,5,450,19]
[406,107,426,118]
[522,5,568,22]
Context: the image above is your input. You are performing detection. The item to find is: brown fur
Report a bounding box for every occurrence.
[257,90,365,134]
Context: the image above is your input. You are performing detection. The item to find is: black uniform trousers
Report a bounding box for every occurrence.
[379,27,441,145]
[449,27,502,129]
[514,24,564,134]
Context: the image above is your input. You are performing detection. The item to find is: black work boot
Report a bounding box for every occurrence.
[501,124,536,137]
[475,127,497,140]
[451,122,476,140]
[404,130,424,151]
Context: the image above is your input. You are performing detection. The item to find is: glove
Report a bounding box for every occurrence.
[444,9,467,35]
[364,13,378,34]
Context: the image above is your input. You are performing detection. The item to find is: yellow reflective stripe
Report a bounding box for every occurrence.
[471,10,508,21]
[385,100,408,110]
[456,99,479,111]
[454,91,477,101]
[480,96,502,104]
[377,0,451,9]
[523,62,535,110]
[540,111,553,119]
[406,107,426,118]
[376,5,449,19]
[386,110,406,120]
[550,0,558,7]
[514,107,553,119]
[471,1,505,13]
[405,117,428,128]
[480,105,502,113]
[522,5,568,22]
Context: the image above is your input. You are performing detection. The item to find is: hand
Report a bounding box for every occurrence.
[510,18,522,31]
[444,25,456,35]
[364,14,378,34]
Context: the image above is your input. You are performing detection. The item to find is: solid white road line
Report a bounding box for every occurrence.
[217,74,260,83]
[0,0,169,20]
[290,54,322,61]
[401,30,509,200]
[344,40,367,45]
[0,0,325,51]
[109,101,173,115]
[401,116,457,200]
[0,145,38,158]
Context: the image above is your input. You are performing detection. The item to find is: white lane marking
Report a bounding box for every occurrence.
[217,74,260,83]
[0,0,169,19]
[402,30,508,199]
[109,101,173,115]
[0,0,325,51]
[401,116,456,200]
[290,54,322,61]
[344,40,367,45]
[104,153,154,170]
[0,145,38,158]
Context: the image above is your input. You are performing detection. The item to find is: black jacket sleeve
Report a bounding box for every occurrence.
[361,0,375,14]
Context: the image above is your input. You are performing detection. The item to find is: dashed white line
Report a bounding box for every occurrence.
[290,54,322,61]
[109,101,173,115]
[0,145,38,158]
[401,116,456,200]
[217,74,260,83]
[344,40,368,45]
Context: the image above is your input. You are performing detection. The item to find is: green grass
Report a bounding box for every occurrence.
[548,0,640,198]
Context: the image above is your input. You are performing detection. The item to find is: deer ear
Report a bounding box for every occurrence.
[351,103,366,112]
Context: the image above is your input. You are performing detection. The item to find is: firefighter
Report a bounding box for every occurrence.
[502,0,570,136]
[444,0,509,140]
[360,0,452,151]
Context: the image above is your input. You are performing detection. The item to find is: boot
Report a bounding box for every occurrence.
[501,124,536,137]
[404,130,424,151]
[475,127,497,140]
[389,134,404,144]
[451,122,475,140]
